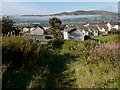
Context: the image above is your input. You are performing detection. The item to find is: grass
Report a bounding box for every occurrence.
[59,39,120,88]
[94,35,119,43]
[2,36,120,89]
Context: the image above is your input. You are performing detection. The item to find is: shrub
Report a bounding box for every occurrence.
[2,36,46,69]
[108,29,120,34]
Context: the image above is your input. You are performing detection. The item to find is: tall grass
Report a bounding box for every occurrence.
[2,36,120,88]
[62,41,120,88]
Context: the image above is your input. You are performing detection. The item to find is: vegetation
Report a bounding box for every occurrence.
[108,29,120,35]
[46,17,65,39]
[2,36,47,88]
[94,35,118,43]
[2,16,20,36]
[2,16,120,89]
[2,35,120,89]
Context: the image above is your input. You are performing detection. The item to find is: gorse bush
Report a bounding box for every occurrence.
[2,36,46,68]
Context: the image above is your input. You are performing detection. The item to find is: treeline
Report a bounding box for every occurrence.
[1,16,66,39]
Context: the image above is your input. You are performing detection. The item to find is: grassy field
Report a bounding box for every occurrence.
[94,35,119,43]
[2,35,120,89]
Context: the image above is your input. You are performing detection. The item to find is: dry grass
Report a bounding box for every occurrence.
[64,42,120,88]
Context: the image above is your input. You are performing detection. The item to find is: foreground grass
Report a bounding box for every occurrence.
[2,36,120,89]
[61,40,120,88]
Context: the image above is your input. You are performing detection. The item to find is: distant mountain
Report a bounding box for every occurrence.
[50,10,115,16]
[22,10,116,16]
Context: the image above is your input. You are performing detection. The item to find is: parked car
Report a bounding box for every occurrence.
[43,35,54,39]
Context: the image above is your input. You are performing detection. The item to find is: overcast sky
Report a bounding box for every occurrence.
[1,2,119,15]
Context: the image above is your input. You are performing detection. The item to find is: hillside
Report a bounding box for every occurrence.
[51,10,114,16]
[2,35,120,89]
[22,10,115,16]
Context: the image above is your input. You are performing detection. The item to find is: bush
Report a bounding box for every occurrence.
[2,37,120,88]
[2,36,46,68]
[108,29,120,34]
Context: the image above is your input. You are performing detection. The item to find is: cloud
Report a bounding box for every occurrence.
[2,2,47,15]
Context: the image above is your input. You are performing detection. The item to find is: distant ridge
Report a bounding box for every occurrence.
[22,10,116,16]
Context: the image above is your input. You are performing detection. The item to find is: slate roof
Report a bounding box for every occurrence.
[88,25,98,30]
[64,26,76,32]
[64,22,114,33]
[75,25,88,31]
[98,24,109,31]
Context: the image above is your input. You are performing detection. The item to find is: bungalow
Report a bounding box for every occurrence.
[86,23,109,36]
[76,25,90,36]
[97,24,109,35]
[22,27,30,33]
[64,27,85,41]
[30,27,35,32]
[30,26,45,35]
[43,27,49,30]
[107,22,119,31]
[87,25,99,36]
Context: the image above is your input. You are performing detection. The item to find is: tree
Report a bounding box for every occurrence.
[48,17,64,39]
[99,20,104,23]
[2,16,20,36]
[49,17,62,29]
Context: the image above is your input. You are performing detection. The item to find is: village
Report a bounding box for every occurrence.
[2,1,120,88]
[20,21,119,43]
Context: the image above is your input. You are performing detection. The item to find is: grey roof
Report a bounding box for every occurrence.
[98,24,109,31]
[64,26,76,32]
[88,25,98,30]
[30,26,44,35]
[75,25,88,31]
[110,22,119,25]
[87,23,109,31]
[64,22,110,32]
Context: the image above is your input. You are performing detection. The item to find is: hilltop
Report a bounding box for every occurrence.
[22,10,116,16]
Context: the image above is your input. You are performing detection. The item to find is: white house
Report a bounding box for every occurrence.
[76,25,90,36]
[30,27,35,32]
[64,27,85,41]
[94,30,99,36]
[23,27,29,33]
[64,31,68,40]
[43,27,49,30]
[96,25,106,32]
[112,25,119,30]
[107,23,112,31]
[107,22,119,31]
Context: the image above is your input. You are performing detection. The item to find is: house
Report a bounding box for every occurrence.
[43,27,49,30]
[86,23,109,36]
[76,25,90,36]
[107,22,119,30]
[30,27,35,32]
[22,27,30,33]
[30,26,45,35]
[64,30,68,40]
[94,30,99,36]
[112,25,119,30]
[87,25,99,36]
[97,24,109,35]
[64,27,85,41]
[107,22,112,31]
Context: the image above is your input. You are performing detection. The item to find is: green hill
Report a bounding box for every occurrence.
[2,36,120,89]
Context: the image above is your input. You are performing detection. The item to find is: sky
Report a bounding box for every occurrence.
[2,0,120,2]
[1,2,119,15]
